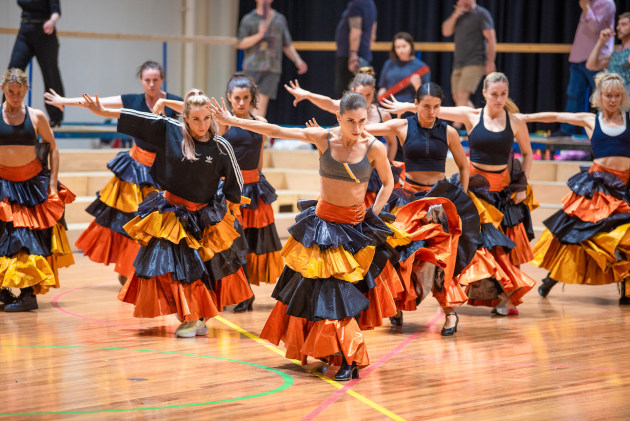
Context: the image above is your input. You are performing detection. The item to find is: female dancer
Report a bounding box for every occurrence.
[520,72,630,303]
[0,68,74,311]
[365,82,478,335]
[44,61,182,285]
[153,72,283,312]
[284,67,402,207]
[209,92,394,380]
[384,72,537,315]
[82,90,252,337]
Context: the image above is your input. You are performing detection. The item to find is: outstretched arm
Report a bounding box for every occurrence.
[153,98,184,115]
[284,80,339,113]
[365,118,407,139]
[518,111,595,132]
[208,97,325,148]
[437,106,477,127]
[380,96,415,116]
[44,89,123,111]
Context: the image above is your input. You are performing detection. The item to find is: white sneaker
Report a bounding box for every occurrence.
[175,321,198,338]
[196,319,209,336]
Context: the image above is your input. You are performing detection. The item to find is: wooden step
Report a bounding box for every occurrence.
[58,149,125,172]
[65,196,94,224]
[530,181,570,204]
[59,171,111,197]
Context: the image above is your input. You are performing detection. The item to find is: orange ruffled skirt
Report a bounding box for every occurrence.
[532,163,630,286]
[237,169,283,285]
[75,145,158,279]
[117,190,252,321]
[456,164,536,307]
[0,158,75,293]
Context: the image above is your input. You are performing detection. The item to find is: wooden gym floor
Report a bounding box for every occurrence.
[1,254,629,420]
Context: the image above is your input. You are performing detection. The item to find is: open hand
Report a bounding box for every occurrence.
[44,89,65,111]
[284,79,309,107]
[207,97,232,125]
[305,117,320,128]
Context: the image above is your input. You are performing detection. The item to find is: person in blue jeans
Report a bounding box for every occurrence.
[553,0,615,137]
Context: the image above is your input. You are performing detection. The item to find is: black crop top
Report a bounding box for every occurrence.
[0,105,37,146]
[468,108,514,165]
[117,109,243,204]
[403,115,449,172]
[223,117,263,171]
[120,93,182,153]
[591,112,630,159]
[319,132,375,183]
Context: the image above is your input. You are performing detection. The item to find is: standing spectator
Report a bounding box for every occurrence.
[334,0,377,98]
[237,0,307,117]
[377,32,431,104]
[552,0,615,137]
[441,0,495,127]
[8,0,65,127]
[587,12,630,90]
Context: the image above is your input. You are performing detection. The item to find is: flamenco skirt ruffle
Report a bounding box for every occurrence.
[260,200,394,365]
[392,194,469,310]
[117,191,251,320]
[0,161,75,293]
[238,174,283,285]
[75,150,158,279]
[533,165,630,285]
[454,165,537,307]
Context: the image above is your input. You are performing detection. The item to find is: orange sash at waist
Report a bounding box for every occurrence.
[315,199,366,225]
[0,158,42,182]
[241,169,260,184]
[129,145,157,167]
[164,191,208,211]
[403,177,434,193]
[470,162,510,192]
[590,162,630,185]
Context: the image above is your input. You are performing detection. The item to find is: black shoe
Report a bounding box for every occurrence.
[389,311,403,326]
[538,276,558,298]
[233,295,255,313]
[4,293,38,312]
[441,312,459,336]
[117,275,127,286]
[619,281,630,305]
[333,358,358,381]
[49,120,62,128]
[0,288,17,305]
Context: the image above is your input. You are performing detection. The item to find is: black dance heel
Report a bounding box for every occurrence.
[538,276,558,298]
[333,357,358,381]
[619,281,630,305]
[441,312,459,336]
[389,310,403,326]
[233,295,255,313]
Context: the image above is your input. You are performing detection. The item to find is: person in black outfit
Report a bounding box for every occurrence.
[8,0,64,126]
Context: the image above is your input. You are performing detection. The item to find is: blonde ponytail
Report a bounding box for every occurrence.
[181,89,212,162]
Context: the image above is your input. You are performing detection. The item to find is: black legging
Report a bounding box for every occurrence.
[8,21,64,123]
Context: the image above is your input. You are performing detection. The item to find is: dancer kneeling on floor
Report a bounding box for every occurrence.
[81,90,251,338]
[208,92,394,381]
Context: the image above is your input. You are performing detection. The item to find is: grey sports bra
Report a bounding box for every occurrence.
[319,131,375,183]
